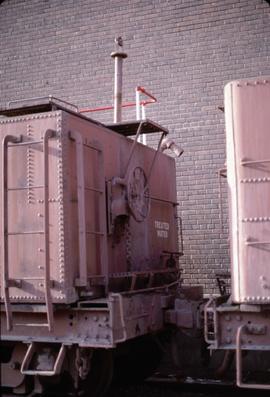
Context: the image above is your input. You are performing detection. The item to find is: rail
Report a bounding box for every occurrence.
[218,167,227,231]
[79,86,157,120]
[41,129,55,331]
[204,298,218,348]
[70,131,88,288]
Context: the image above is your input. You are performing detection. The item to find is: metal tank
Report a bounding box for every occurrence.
[0,38,179,319]
[224,76,270,304]
[0,97,179,327]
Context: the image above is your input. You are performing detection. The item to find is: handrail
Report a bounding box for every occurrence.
[218,166,227,231]
[79,86,157,115]
[70,131,87,288]
[136,86,157,103]
[236,325,270,390]
[204,298,218,348]
[43,129,55,331]
[2,131,54,331]
[2,134,22,331]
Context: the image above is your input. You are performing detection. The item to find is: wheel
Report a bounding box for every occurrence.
[78,349,114,397]
[113,335,162,384]
[41,348,113,397]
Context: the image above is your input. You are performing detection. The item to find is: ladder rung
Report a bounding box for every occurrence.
[85,186,103,194]
[86,231,104,236]
[18,277,46,281]
[246,241,270,246]
[9,139,43,147]
[7,231,44,235]
[0,304,50,313]
[241,159,270,166]
[14,323,50,327]
[8,185,45,191]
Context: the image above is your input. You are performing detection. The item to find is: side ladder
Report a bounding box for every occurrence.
[2,130,55,331]
[70,131,109,292]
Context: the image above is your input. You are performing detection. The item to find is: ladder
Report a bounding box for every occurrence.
[2,129,55,331]
[70,131,108,291]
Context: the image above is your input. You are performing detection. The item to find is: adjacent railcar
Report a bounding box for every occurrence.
[205,76,270,390]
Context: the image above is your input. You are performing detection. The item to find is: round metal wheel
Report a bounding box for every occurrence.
[78,349,114,397]
[113,335,162,384]
[127,166,150,222]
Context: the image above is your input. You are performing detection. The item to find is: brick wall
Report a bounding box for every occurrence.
[1,0,269,294]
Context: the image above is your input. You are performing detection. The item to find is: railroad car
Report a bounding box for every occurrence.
[0,40,185,397]
[205,76,270,390]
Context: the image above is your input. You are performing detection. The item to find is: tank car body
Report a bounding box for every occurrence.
[226,77,270,304]
[0,96,182,396]
[205,76,270,390]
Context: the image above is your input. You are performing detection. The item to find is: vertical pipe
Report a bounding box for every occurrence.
[141,103,146,120]
[111,37,127,123]
[114,56,123,123]
[141,103,147,145]
[136,87,141,120]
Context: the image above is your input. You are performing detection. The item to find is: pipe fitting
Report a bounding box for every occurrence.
[160,137,184,157]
